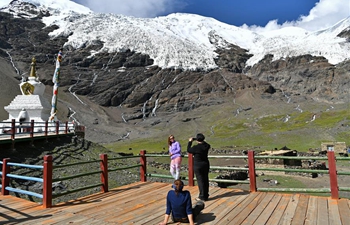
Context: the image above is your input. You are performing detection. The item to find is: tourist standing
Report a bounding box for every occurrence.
[168,135,182,180]
[187,133,210,201]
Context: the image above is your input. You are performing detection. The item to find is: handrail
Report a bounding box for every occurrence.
[5,187,43,199]
[1,153,142,208]
[142,150,350,199]
[108,164,141,172]
[53,183,103,198]
[53,160,101,169]
[255,167,330,173]
[0,119,77,150]
[142,152,252,186]
[1,158,44,199]
[6,174,43,183]
[245,151,349,199]
[254,155,328,160]
[52,171,102,182]
[109,155,140,160]
[210,166,248,171]
[1,150,349,209]
[146,173,174,179]
[7,162,43,169]
[257,187,331,193]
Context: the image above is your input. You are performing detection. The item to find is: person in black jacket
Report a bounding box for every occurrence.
[187,133,211,201]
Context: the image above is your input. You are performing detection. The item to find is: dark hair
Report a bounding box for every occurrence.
[168,135,175,146]
[173,179,184,195]
[196,133,205,142]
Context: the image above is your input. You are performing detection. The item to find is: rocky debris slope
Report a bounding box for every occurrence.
[0,8,349,144]
[0,136,140,204]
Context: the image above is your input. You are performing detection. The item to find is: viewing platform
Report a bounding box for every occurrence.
[1,181,349,224]
[1,148,350,224]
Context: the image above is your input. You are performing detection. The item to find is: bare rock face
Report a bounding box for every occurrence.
[0,10,274,122]
[337,28,350,40]
[0,6,349,136]
[247,54,350,103]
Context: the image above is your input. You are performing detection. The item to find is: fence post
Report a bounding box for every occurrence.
[11,119,15,140]
[188,153,194,186]
[100,154,108,192]
[65,121,68,134]
[30,120,34,142]
[140,150,147,182]
[45,121,48,142]
[1,158,10,195]
[11,119,16,150]
[248,151,257,192]
[327,150,339,199]
[43,155,53,208]
[30,120,34,135]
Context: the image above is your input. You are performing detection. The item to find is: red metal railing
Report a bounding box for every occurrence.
[0,119,74,138]
[327,151,339,199]
[140,150,344,199]
[0,150,345,208]
[0,119,76,149]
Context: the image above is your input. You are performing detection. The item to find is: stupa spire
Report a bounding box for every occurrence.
[29,57,37,78]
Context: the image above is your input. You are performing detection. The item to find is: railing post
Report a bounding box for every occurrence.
[65,121,68,134]
[43,155,53,208]
[248,150,257,192]
[45,121,48,142]
[11,119,16,150]
[55,121,59,135]
[11,119,15,140]
[327,150,339,199]
[140,150,147,182]
[2,158,10,195]
[30,120,34,139]
[188,153,194,186]
[100,154,108,192]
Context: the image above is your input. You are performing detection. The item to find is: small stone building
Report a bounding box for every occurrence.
[258,149,301,166]
[321,142,347,154]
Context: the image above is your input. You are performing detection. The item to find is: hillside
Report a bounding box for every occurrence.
[0,1,349,152]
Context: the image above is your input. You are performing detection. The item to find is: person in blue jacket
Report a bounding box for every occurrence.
[159,179,204,225]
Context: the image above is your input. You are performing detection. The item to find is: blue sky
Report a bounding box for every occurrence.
[71,0,349,31]
[171,0,319,27]
[0,0,348,31]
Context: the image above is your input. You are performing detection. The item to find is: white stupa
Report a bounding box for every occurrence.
[2,57,51,131]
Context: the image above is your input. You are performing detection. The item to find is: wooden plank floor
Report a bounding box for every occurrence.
[0,181,349,224]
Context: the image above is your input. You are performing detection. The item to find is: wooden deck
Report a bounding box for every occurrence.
[1,181,349,224]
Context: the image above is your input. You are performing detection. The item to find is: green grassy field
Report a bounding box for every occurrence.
[104,103,349,154]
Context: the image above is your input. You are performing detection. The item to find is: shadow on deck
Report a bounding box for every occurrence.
[0,181,349,224]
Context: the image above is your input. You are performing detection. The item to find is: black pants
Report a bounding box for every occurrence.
[194,161,210,200]
[173,201,205,222]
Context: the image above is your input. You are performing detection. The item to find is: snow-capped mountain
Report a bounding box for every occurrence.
[1,0,350,70]
[0,0,349,144]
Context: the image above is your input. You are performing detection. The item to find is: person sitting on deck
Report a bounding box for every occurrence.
[159,179,205,225]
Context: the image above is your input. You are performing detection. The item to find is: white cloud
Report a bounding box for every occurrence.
[244,0,349,32]
[0,0,11,7]
[74,0,186,18]
[294,0,349,31]
[83,0,348,32]
[1,0,348,32]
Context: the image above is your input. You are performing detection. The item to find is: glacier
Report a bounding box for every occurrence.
[1,0,350,70]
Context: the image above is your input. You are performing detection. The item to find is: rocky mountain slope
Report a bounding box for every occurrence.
[0,1,349,149]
